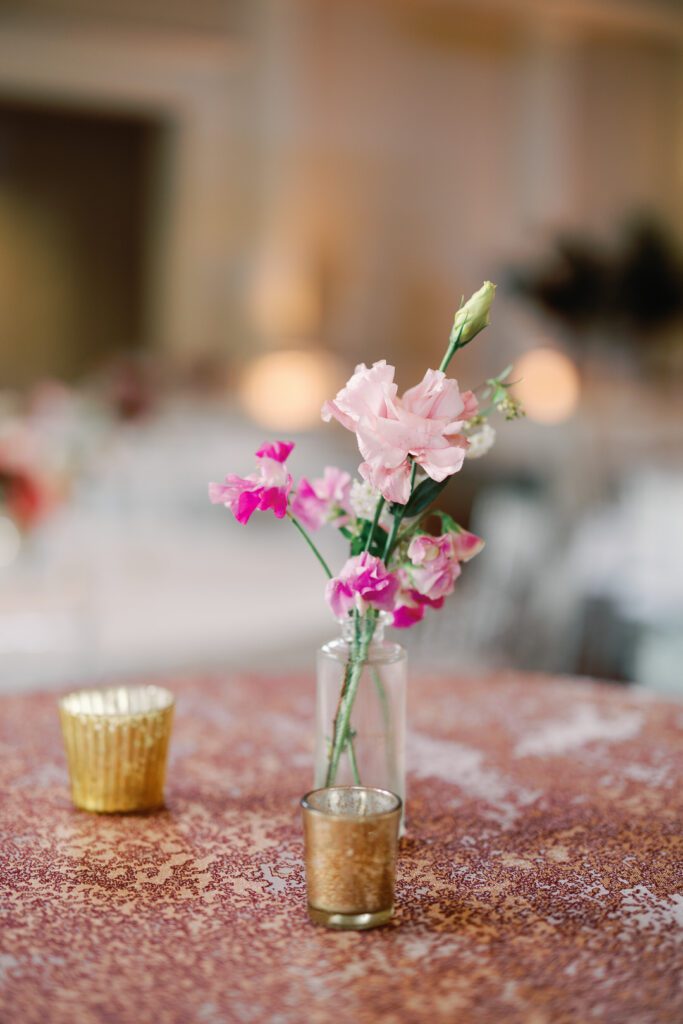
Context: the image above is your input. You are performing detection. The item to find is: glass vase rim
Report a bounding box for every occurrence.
[301,785,402,820]
[336,610,392,626]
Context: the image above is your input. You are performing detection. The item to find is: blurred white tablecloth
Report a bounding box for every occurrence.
[0,513,341,692]
[0,403,354,693]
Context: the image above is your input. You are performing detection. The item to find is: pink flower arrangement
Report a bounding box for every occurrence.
[209,280,524,787]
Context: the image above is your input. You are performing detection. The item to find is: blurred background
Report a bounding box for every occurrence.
[0,0,682,694]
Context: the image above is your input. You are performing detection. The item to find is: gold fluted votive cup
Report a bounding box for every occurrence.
[301,786,402,930]
[59,685,175,813]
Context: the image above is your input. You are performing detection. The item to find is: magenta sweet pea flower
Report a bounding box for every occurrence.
[209,441,294,525]
[392,602,425,629]
[407,533,462,601]
[255,441,295,463]
[291,467,352,531]
[392,528,484,628]
[450,528,485,562]
[392,569,445,629]
[325,552,399,618]
[322,361,477,505]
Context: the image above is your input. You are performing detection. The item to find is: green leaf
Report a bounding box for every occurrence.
[433,510,461,534]
[350,520,388,557]
[350,535,365,556]
[390,477,450,518]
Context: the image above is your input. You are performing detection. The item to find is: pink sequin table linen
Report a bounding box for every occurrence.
[1,671,682,1023]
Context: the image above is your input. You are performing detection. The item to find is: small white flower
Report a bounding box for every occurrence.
[350,479,392,527]
[350,479,379,520]
[465,423,496,459]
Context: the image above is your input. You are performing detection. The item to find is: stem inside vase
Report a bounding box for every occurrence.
[325,611,377,786]
[316,612,407,829]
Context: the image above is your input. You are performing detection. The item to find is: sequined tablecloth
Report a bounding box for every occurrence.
[1,671,682,1024]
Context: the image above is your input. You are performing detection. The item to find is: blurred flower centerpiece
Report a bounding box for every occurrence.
[209,283,523,817]
[0,420,58,566]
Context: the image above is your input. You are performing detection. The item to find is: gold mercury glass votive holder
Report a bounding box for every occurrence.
[301,786,402,930]
[59,685,175,813]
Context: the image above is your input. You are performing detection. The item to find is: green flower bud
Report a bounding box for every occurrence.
[451,281,496,347]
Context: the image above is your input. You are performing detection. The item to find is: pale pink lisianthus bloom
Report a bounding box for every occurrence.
[291,467,352,531]
[325,552,399,618]
[322,361,477,505]
[208,441,294,525]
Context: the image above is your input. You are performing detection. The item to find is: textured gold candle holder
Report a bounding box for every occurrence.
[59,685,175,813]
[301,786,402,930]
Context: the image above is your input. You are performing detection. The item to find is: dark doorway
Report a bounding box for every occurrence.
[0,99,160,386]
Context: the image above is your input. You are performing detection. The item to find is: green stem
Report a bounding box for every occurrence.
[475,404,496,419]
[288,514,333,579]
[364,496,385,553]
[325,653,366,786]
[438,319,468,373]
[395,514,426,548]
[325,613,377,787]
[346,733,361,785]
[382,519,400,563]
[383,462,418,563]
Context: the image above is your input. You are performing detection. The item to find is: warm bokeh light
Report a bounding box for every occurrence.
[240,349,343,430]
[513,347,581,424]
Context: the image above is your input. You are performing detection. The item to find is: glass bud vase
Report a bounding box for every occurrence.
[314,613,407,825]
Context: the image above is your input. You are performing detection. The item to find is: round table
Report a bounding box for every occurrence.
[1,671,681,1023]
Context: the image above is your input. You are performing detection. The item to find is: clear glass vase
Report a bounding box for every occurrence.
[314,613,407,824]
